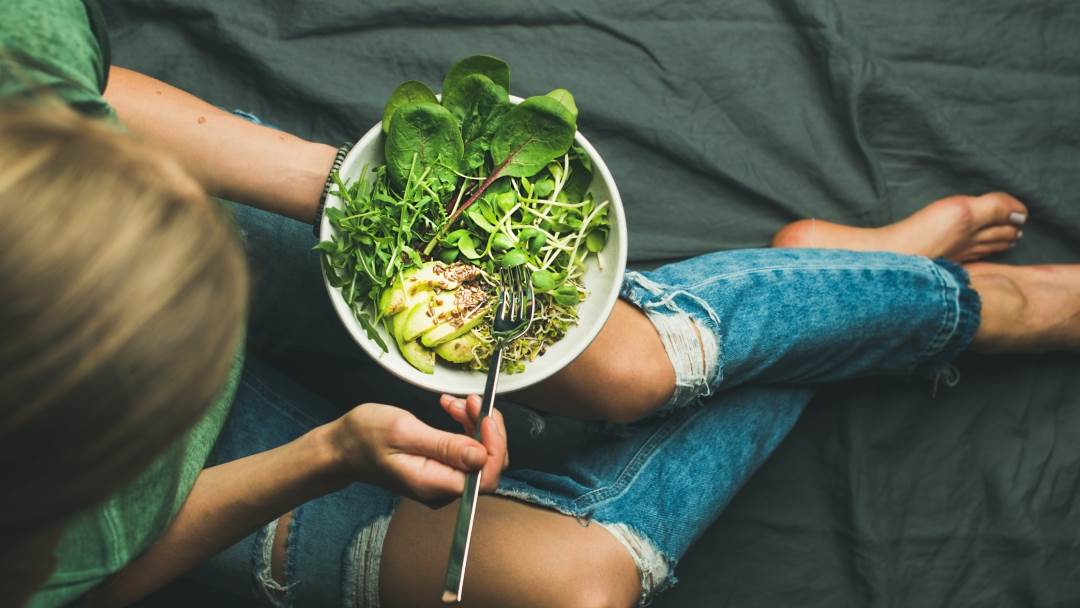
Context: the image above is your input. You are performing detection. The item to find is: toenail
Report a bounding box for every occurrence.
[1009,212,1027,226]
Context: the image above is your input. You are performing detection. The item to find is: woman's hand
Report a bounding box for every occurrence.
[327,395,508,504]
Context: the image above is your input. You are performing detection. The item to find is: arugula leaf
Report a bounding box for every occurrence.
[385,102,464,193]
[382,80,438,135]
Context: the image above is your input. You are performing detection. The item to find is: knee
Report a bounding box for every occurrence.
[547,544,641,608]
[585,356,674,424]
[770,219,816,248]
[552,583,637,608]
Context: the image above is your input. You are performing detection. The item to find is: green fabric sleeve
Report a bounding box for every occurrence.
[0,0,113,117]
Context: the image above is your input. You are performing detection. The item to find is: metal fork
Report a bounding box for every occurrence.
[441,265,535,604]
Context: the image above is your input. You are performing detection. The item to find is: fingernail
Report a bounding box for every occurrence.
[1009,212,1027,226]
[1016,230,1024,239]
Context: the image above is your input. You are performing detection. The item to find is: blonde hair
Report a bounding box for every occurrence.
[0,103,249,534]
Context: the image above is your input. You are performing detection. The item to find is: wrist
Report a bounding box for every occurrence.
[301,421,355,492]
[311,142,353,234]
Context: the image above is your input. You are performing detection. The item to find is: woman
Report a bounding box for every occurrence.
[0,101,510,607]
[8,2,1080,607]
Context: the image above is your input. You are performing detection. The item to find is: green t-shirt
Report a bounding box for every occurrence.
[0,2,244,606]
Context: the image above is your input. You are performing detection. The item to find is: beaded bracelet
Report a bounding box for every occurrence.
[312,143,353,238]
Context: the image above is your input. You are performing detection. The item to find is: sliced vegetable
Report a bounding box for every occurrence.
[421,304,488,347]
[435,333,484,363]
[399,339,435,374]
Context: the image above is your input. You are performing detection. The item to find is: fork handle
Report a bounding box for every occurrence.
[477,347,504,423]
[441,345,504,603]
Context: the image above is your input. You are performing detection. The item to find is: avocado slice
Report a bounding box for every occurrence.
[399,339,435,373]
[379,271,415,317]
[390,303,436,373]
[401,291,459,342]
[420,303,488,347]
[434,333,483,363]
[391,301,423,345]
[379,262,480,317]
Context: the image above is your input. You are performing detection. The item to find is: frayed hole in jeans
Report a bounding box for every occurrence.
[646,309,720,408]
[344,514,393,608]
[255,519,297,606]
[597,522,673,605]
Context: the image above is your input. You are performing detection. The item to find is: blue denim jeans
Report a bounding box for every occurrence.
[190,204,978,606]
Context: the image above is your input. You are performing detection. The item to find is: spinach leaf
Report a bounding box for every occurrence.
[490,95,576,177]
[435,96,576,238]
[443,55,510,96]
[384,102,463,193]
[382,80,438,135]
[443,74,510,170]
[545,88,578,120]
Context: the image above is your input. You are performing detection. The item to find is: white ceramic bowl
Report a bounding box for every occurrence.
[320,95,627,395]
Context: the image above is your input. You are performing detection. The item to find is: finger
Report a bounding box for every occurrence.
[464,394,484,423]
[391,417,487,471]
[486,406,509,473]
[390,454,468,504]
[439,394,475,434]
[487,407,510,470]
[478,416,508,492]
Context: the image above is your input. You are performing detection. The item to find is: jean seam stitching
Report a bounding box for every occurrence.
[663,260,933,294]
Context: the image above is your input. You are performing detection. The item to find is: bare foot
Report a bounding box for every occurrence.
[771,192,1028,262]
[968,262,1080,353]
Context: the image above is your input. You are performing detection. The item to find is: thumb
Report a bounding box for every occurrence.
[394,420,487,471]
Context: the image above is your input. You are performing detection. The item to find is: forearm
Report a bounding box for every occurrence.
[84,425,347,607]
[103,66,337,223]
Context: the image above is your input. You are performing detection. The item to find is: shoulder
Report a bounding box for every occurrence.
[0,0,112,117]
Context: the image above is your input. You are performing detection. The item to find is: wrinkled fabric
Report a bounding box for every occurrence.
[102,1,1080,607]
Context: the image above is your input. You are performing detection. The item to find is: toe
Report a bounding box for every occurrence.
[975,224,1022,244]
[961,241,1014,262]
[971,192,1028,227]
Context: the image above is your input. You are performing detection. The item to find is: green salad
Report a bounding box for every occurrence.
[317,56,611,374]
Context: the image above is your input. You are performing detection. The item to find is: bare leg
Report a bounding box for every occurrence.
[771,192,1027,262]
[380,497,641,608]
[518,193,1074,424]
[968,263,1080,353]
[526,261,1080,422]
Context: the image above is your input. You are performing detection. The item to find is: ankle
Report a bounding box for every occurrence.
[969,273,1029,353]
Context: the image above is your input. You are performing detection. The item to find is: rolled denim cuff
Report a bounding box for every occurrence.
[914,258,982,378]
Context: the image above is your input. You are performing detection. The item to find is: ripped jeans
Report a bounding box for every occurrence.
[188,204,979,606]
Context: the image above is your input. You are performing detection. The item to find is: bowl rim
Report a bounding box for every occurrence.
[319,95,627,394]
